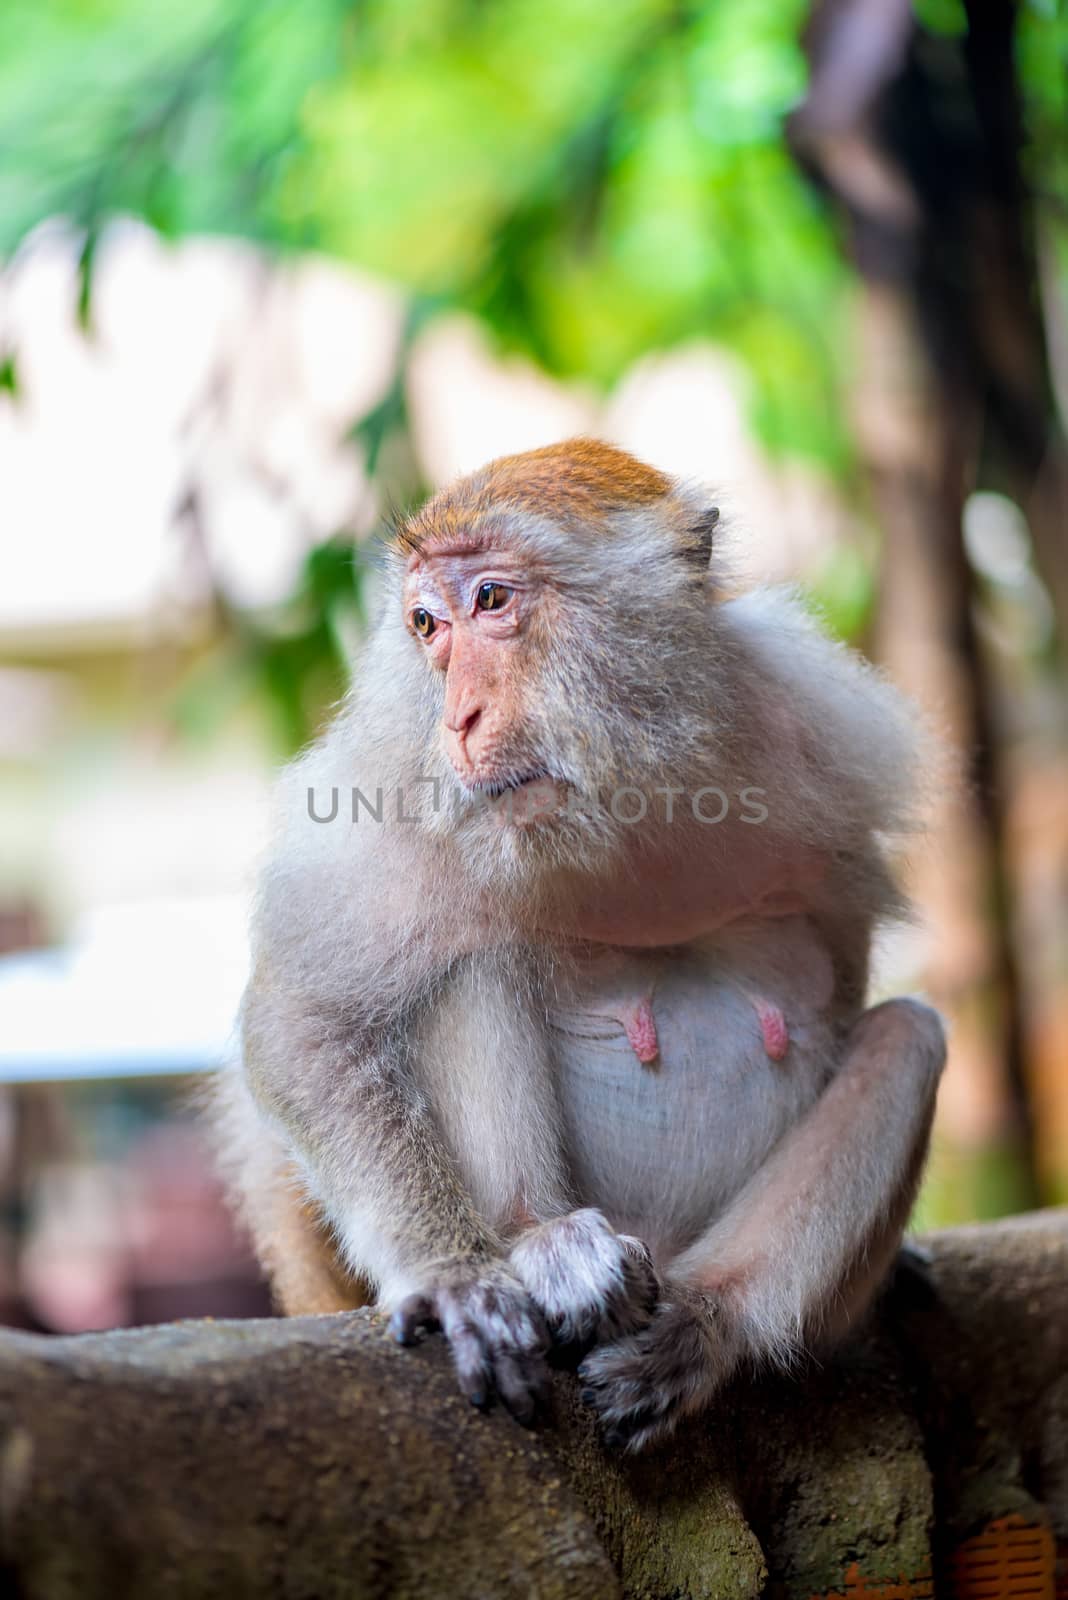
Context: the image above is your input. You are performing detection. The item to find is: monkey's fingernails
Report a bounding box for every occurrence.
[390,1294,436,1344]
[493,1359,539,1425]
[494,1352,550,1427]
[597,1397,662,1449]
[463,1379,494,1412]
[607,1428,658,1453]
[451,1332,494,1410]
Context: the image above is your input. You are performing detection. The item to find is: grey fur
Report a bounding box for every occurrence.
[214,447,947,1447]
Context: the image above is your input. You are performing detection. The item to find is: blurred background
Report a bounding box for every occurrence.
[0,0,1065,1333]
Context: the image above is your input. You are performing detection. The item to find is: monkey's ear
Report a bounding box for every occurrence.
[687,505,720,568]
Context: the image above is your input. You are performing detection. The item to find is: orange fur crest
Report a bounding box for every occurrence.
[393,438,671,556]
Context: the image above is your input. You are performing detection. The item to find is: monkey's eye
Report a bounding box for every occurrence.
[412,608,436,638]
[476,582,513,612]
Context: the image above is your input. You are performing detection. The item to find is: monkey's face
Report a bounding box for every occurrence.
[402,543,566,816]
[392,441,722,881]
[398,540,713,886]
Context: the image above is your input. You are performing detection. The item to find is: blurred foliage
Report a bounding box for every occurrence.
[1,0,851,473]
[4,0,1062,474]
[289,0,851,470]
[1,0,1065,436]
[0,0,352,250]
[1018,1,1068,181]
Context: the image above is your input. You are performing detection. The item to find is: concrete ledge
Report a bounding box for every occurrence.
[0,1211,1065,1599]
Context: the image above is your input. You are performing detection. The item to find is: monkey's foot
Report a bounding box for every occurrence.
[577,1289,731,1452]
[509,1208,659,1352]
[389,1260,550,1425]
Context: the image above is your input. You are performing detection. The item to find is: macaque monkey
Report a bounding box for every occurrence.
[217,438,946,1452]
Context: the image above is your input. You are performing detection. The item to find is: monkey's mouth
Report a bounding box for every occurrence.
[475,768,554,800]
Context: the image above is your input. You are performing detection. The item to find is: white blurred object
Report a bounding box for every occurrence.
[0,221,401,641]
[605,345,850,585]
[0,896,248,1082]
[407,314,595,484]
[0,667,74,759]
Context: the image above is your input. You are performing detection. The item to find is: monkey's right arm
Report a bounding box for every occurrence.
[241,963,556,1420]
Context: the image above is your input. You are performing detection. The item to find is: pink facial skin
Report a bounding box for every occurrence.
[404,546,534,791]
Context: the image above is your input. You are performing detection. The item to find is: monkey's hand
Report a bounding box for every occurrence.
[577,1285,737,1452]
[509,1209,660,1353]
[389,1258,550,1425]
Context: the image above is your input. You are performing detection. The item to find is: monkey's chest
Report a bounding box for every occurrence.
[547,919,837,1260]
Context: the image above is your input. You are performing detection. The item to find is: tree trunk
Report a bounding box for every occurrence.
[789,0,1068,1210]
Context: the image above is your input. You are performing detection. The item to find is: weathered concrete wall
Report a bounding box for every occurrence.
[0,1211,1065,1600]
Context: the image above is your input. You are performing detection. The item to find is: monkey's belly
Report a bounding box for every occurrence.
[548,917,838,1261]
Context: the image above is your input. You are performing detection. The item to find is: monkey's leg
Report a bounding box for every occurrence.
[245,1158,370,1316]
[209,1068,368,1314]
[578,997,946,1451]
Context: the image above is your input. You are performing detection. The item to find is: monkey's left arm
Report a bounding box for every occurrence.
[578,997,946,1451]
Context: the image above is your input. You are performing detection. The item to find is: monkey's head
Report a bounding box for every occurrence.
[389,438,723,878]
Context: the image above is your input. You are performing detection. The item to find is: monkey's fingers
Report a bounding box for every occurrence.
[577,1339,679,1453]
[618,1235,661,1321]
[577,1296,724,1453]
[389,1293,440,1345]
[574,1231,659,1348]
[445,1315,496,1410]
[441,1284,550,1423]
[489,1346,551,1427]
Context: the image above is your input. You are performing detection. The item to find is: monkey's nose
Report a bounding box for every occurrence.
[445,705,483,764]
[447,705,482,743]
